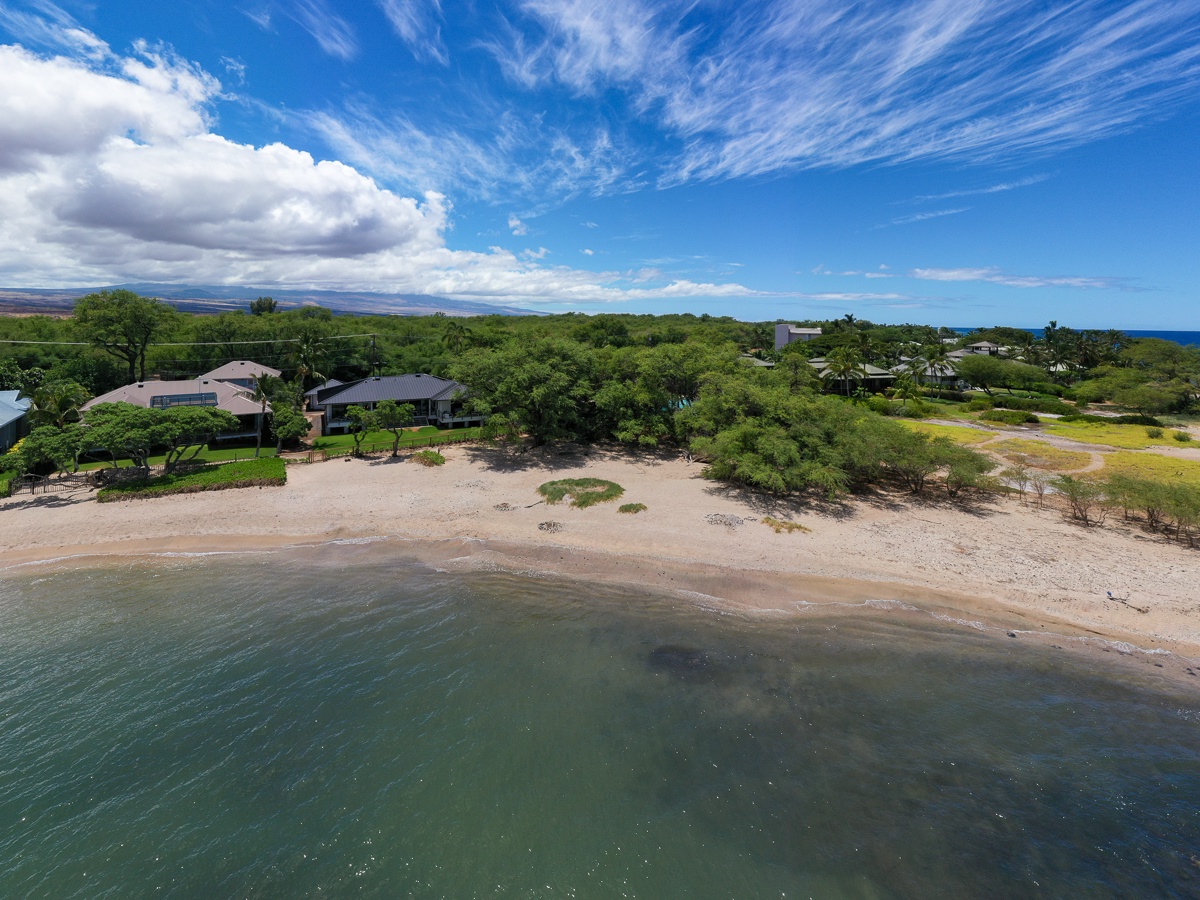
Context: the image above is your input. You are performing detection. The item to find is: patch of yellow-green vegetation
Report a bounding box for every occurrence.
[762,516,811,534]
[992,438,1091,472]
[618,502,647,514]
[411,450,445,466]
[1043,421,1161,449]
[900,421,997,445]
[538,478,624,508]
[1100,452,1200,488]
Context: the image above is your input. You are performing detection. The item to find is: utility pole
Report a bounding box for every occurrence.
[371,333,378,376]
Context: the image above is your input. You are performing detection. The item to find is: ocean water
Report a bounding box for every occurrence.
[1,545,1198,898]
[952,327,1200,347]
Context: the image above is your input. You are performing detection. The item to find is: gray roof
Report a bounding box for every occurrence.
[201,360,282,381]
[0,390,31,429]
[318,374,465,406]
[82,379,268,416]
[304,378,343,399]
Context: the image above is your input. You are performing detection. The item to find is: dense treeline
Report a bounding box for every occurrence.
[3,292,1199,501]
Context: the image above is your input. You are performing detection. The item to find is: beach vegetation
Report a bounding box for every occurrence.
[374,399,417,455]
[979,408,1039,426]
[270,405,311,452]
[538,478,624,508]
[411,450,445,466]
[95,457,286,501]
[1052,475,1108,526]
[762,516,810,533]
[83,403,240,472]
[618,502,647,514]
[1145,427,1163,438]
[1173,430,1193,442]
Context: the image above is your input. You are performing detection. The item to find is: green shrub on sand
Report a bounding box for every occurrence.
[538,478,624,508]
[618,502,647,514]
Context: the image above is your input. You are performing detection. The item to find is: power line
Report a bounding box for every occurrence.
[0,332,377,348]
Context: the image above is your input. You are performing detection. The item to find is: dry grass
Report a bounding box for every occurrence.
[991,439,1091,472]
[1100,452,1200,488]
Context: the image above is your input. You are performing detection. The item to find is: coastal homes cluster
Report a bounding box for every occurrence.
[772,324,1015,392]
[81,361,282,441]
[305,374,479,435]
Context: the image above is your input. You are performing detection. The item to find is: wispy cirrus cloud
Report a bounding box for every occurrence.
[289,0,357,60]
[908,174,1052,204]
[491,0,1200,186]
[909,267,1139,290]
[377,0,447,64]
[874,207,970,229]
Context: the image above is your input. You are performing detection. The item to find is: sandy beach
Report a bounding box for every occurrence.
[3,444,1197,680]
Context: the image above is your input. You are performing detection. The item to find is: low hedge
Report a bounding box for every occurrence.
[980,409,1040,425]
[991,396,1075,415]
[0,470,14,499]
[97,457,286,502]
[1058,413,1163,427]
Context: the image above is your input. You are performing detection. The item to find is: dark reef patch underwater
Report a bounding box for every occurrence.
[1,544,1198,898]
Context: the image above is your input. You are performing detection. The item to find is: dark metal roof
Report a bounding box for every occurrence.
[318,374,465,406]
[304,379,343,400]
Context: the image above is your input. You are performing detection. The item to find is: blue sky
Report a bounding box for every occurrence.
[0,0,1197,327]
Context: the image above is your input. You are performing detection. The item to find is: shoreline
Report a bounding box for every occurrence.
[3,445,1198,685]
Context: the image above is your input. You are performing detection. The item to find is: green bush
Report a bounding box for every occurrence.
[411,450,446,466]
[966,398,994,412]
[538,478,624,508]
[96,458,286,501]
[0,469,15,499]
[618,502,647,514]
[1059,413,1163,427]
[1146,427,1164,439]
[1174,431,1194,443]
[980,409,1039,425]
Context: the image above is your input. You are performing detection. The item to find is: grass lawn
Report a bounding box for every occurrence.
[1043,421,1163,449]
[96,457,287,501]
[1099,451,1200,488]
[991,438,1091,472]
[900,422,997,445]
[312,425,482,452]
[79,445,277,471]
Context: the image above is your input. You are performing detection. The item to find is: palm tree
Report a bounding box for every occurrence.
[249,374,281,458]
[442,321,471,354]
[891,373,920,408]
[821,346,867,397]
[29,380,91,429]
[920,342,951,398]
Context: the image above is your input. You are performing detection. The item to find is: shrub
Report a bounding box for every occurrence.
[896,399,935,419]
[0,469,14,499]
[1174,431,1193,443]
[966,398,994,412]
[411,450,446,466]
[1146,427,1164,439]
[980,409,1039,425]
[1052,475,1108,526]
[1058,413,1163,427]
[618,502,647,514]
[538,478,624,508]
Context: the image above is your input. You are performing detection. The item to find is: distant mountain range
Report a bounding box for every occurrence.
[0,284,537,317]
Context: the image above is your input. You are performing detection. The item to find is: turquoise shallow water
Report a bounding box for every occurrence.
[1,544,1198,898]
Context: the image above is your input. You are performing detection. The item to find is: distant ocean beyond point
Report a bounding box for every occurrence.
[952,327,1200,347]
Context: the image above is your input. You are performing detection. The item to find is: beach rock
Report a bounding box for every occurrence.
[538,521,563,533]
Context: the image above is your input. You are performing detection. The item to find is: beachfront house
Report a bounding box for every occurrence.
[311,374,482,435]
[304,379,343,411]
[81,378,270,441]
[0,390,31,452]
[775,324,823,350]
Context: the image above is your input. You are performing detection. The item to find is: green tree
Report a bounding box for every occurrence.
[4,424,85,475]
[449,338,597,447]
[441,320,471,354]
[345,405,375,455]
[375,399,416,455]
[73,290,176,384]
[249,296,278,315]
[270,405,312,453]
